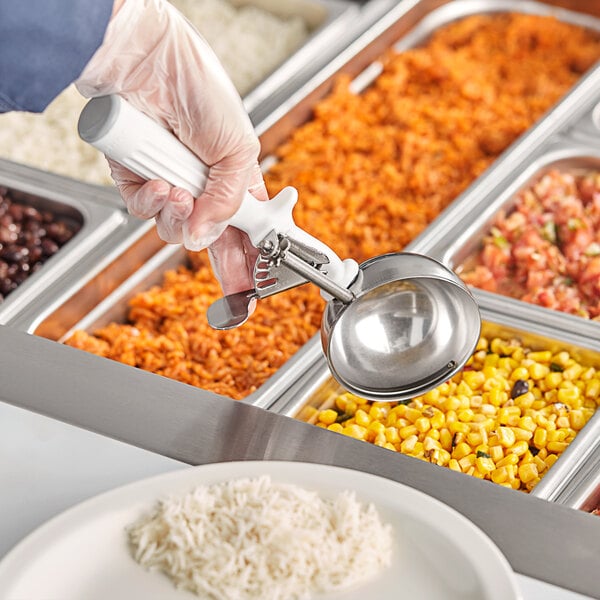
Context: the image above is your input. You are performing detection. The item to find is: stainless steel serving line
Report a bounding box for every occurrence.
[1,323,599,598]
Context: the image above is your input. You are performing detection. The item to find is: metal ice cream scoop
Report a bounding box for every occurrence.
[78,95,481,401]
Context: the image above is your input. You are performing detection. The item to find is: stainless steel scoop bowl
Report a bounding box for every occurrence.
[322,253,480,401]
[79,95,482,402]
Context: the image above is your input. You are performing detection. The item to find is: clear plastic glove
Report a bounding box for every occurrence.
[76,0,268,295]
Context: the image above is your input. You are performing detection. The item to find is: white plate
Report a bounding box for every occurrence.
[0,461,520,600]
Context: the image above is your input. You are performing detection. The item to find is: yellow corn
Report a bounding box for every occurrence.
[448,459,461,472]
[415,417,431,433]
[476,456,495,475]
[400,435,418,454]
[452,442,472,460]
[449,421,470,435]
[399,424,418,439]
[497,454,519,468]
[533,428,547,449]
[327,423,344,434]
[510,427,533,441]
[508,440,529,457]
[518,416,536,432]
[497,427,516,448]
[384,427,400,444]
[529,363,550,380]
[547,441,568,453]
[342,424,367,440]
[317,409,338,425]
[491,466,509,484]
[354,409,370,427]
[518,463,539,484]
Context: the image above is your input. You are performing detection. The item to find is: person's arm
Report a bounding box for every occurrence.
[76,0,267,296]
[0,0,113,113]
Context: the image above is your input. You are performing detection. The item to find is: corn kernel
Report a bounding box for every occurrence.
[435,449,451,466]
[491,466,509,483]
[374,433,387,446]
[317,409,338,425]
[415,417,431,433]
[368,421,386,436]
[547,441,569,453]
[497,427,516,448]
[443,396,462,412]
[550,430,568,443]
[511,366,530,381]
[440,429,453,451]
[569,410,588,431]
[518,416,537,432]
[342,424,367,440]
[517,462,539,483]
[423,436,441,452]
[511,427,533,441]
[400,435,419,453]
[514,392,535,409]
[545,454,559,468]
[476,456,495,474]
[528,350,552,363]
[430,411,445,429]
[459,455,477,470]
[457,409,475,422]
[448,458,461,472]
[354,409,370,427]
[369,405,388,421]
[585,379,600,399]
[399,425,418,439]
[563,364,583,381]
[533,428,547,449]
[544,372,563,389]
[533,456,547,473]
[404,408,421,423]
[449,421,470,435]
[327,423,344,434]
[508,440,529,456]
[316,422,327,428]
[556,416,570,429]
[452,442,472,460]
[529,363,550,380]
[488,445,504,462]
[383,442,397,452]
[384,427,400,444]
[497,454,519,467]
[467,431,483,447]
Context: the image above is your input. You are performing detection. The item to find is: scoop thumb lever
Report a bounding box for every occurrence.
[78,95,358,290]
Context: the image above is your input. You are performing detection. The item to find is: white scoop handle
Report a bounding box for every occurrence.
[78,95,358,288]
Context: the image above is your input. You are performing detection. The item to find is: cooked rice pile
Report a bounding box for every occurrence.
[0,0,307,185]
[128,475,393,599]
[66,14,600,399]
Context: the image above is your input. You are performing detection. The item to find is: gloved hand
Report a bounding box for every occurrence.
[76,0,268,295]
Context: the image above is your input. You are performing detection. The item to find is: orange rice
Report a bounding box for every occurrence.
[66,14,600,399]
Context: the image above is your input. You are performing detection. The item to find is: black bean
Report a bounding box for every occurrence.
[0,190,81,302]
[511,379,530,399]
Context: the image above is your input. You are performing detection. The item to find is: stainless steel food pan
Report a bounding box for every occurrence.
[413,147,600,338]
[0,160,128,324]
[23,238,325,407]
[236,0,360,115]
[268,302,600,502]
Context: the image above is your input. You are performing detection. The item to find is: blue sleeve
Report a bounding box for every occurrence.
[0,0,114,113]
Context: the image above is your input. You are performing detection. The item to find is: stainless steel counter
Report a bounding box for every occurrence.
[1,324,599,598]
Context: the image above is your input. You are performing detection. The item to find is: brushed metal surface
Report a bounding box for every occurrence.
[1,323,599,597]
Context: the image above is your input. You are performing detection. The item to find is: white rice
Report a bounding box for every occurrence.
[0,0,308,185]
[128,475,394,599]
